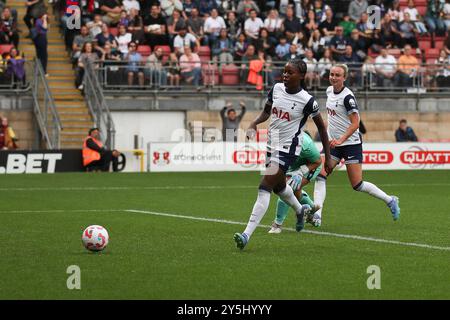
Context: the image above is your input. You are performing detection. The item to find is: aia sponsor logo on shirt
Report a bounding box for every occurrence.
[272,107,291,121]
[327,108,337,116]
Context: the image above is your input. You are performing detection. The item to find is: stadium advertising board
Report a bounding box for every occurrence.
[148,142,450,172]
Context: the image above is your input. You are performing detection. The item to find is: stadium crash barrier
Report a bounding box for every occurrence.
[93,60,450,93]
[148,142,450,172]
[0,149,145,174]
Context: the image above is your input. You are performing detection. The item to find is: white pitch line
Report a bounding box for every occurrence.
[0,183,449,192]
[0,208,449,251]
[126,209,450,252]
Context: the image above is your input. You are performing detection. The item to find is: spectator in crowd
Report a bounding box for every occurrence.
[33,12,48,76]
[402,0,428,34]
[396,44,420,87]
[275,35,290,61]
[380,13,402,49]
[302,9,319,38]
[203,8,226,46]
[313,0,329,23]
[95,23,119,55]
[5,47,25,86]
[0,7,19,48]
[399,12,419,48]
[127,8,145,44]
[160,0,183,18]
[329,25,349,60]
[395,119,418,142]
[197,0,218,17]
[100,0,123,26]
[173,25,199,56]
[303,48,319,88]
[187,7,205,45]
[244,9,264,46]
[292,30,308,56]
[179,46,202,89]
[76,42,98,90]
[144,4,169,50]
[308,29,325,61]
[145,46,167,86]
[348,28,367,60]
[101,42,122,86]
[122,0,140,14]
[445,32,450,56]
[82,127,120,172]
[237,0,260,21]
[319,8,337,44]
[226,11,241,43]
[86,14,104,39]
[116,23,132,56]
[425,0,446,36]
[348,0,368,22]
[256,28,275,57]
[443,0,450,30]
[264,8,283,44]
[356,12,375,44]
[0,116,18,149]
[339,14,356,37]
[125,41,144,87]
[339,45,362,86]
[234,33,249,62]
[72,25,94,65]
[375,48,398,87]
[212,28,234,67]
[317,47,333,84]
[166,9,185,44]
[119,10,130,27]
[282,6,302,41]
[282,43,303,61]
[165,52,181,88]
[387,0,402,22]
[182,0,195,18]
[24,0,45,37]
[220,101,246,142]
[362,55,376,87]
[435,49,450,88]
[240,44,258,85]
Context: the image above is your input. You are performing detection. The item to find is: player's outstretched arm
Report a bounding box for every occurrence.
[246,101,272,139]
[313,114,332,174]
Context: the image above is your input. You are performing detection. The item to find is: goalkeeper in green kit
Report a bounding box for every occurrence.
[268,131,323,234]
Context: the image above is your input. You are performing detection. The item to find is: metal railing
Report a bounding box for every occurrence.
[32,59,62,149]
[90,60,450,94]
[84,60,116,149]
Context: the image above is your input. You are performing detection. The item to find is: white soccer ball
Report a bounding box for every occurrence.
[82,225,109,252]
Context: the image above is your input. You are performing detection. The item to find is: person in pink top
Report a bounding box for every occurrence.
[179,46,202,89]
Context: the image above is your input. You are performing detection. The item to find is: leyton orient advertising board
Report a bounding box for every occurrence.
[148,142,450,172]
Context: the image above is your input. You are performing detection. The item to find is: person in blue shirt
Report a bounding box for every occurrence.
[395,119,418,142]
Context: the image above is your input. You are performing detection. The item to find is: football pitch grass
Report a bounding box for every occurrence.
[0,170,449,299]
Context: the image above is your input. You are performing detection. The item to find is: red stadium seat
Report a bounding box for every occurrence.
[425,48,440,59]
[0,44,14,55]
[387,48,402,58]
[417,5,426,17]
[202,63,219,86]
[434,40,444,50]
[137,45,152,57]
[109,27,118,37]
[221,64,240,85]
[418,40,431,51]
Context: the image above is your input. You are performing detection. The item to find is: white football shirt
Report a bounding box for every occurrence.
[266,83,320,155]
[325,86,361,146]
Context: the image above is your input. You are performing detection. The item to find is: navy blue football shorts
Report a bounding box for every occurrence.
[330,143,363,164]
[265,150,297,173]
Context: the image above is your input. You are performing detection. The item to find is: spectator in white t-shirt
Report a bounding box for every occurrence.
[122,0,140,14]
[173,26,200,56]
[303,48,319,88]
[203,8,226,46]
[375,48,398,87]
[244,9,264,46]
[116,24,132,56]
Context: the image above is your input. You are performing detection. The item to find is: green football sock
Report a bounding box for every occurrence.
[300,190,315,208]
[275,198,290,225]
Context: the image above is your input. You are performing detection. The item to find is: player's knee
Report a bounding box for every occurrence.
[259,184,273,193]
[353,181,363,191]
